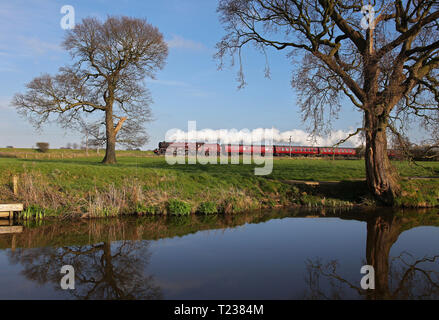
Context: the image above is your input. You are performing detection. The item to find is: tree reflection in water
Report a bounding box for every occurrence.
[3,210,439,300]
[1,213,274,300]
[8,240,162,300]
[304,213,439,299]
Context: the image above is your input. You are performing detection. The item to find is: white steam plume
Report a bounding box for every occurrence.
[166,128,363,147]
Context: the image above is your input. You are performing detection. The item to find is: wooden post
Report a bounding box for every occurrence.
[12,175,18,196]
[9,211,13,221]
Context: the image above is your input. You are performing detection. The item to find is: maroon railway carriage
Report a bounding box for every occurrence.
[273,146,356,156]
[198,143,221,155]
[274,146,319,156]
[319,147,357,156]
[223,145,274,155]
[386,149,397,159]
[164,142,199,155]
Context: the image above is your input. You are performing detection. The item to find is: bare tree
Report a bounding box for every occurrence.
[216,0,439,204]
[13,16,168,164]
[83,121,105,153]
[79,119,91,155]
[86,119,149,150]
[304,213,439,299]
[8,241,163,300]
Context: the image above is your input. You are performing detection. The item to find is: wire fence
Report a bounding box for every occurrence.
[0,150,155,160]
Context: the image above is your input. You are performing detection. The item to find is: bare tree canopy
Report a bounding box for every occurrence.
[216,0,439,204]
[13,16,168,164]
[85,119,149,150]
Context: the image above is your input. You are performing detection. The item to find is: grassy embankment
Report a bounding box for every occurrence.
[0,148,438,218]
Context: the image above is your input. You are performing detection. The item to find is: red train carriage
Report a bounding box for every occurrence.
[197,143,221,155]
[223,144,244,154]
[319,147,356,156]
[274,146,319,156]
[252,145,274,155]
[223,145,274,155]
[387,149,397,159]
[166,142,198,155]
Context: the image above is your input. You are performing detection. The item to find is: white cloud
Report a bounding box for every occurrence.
[166,127,364,147]
[18,36,62,55]
[166,35,207,51]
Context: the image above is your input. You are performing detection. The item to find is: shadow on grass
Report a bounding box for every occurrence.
[292,180,371,204]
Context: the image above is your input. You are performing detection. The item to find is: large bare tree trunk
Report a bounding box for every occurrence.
[364,110,401,204]
[103,105,117,165]
[103,133,117,164]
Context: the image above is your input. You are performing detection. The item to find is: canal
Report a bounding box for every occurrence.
[0,208,438,299]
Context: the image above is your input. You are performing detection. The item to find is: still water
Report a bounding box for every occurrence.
[0,208,438,300]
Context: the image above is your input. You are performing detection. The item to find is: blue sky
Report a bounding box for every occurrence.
[0,0,369,149]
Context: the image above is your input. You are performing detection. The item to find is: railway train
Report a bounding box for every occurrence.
[154,141,379,157]
[155,141,400,159]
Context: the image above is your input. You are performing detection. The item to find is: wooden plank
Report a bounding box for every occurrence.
[0,204,23,212]
[0,226,23,234]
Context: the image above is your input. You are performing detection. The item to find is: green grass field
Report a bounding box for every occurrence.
[1,152,438,217]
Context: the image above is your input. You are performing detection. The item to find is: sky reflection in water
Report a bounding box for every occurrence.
[0,208,438,300]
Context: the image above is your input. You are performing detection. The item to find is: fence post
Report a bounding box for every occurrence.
[12,175,18,196]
